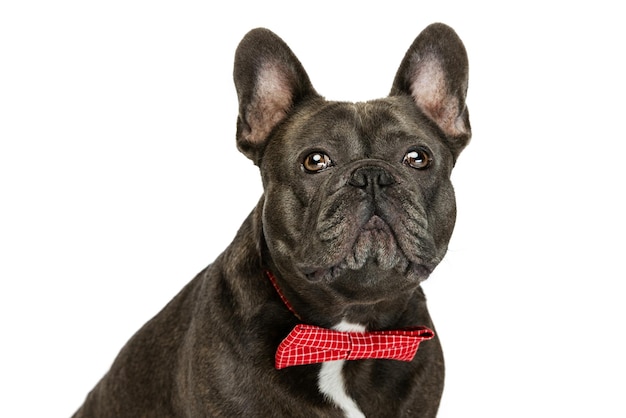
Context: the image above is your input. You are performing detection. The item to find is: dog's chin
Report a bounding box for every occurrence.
[304,261,431,284]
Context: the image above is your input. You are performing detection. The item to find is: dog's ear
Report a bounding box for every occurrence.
[391,23,471,161]
[233,28,318,164]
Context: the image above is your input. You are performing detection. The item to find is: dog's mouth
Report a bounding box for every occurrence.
[303,215,433,282]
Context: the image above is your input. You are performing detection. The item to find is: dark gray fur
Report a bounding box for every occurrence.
[73,23,470,417]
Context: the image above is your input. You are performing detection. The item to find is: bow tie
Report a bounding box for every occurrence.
[266,271,435,369]
[275,323,434,369]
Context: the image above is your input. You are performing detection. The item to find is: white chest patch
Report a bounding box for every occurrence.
[317,320,366,418]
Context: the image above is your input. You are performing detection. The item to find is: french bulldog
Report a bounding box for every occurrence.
[73,22,470,418]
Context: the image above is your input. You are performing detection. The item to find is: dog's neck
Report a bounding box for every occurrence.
[263,262,429,331]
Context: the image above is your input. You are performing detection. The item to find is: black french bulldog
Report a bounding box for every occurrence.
[73,23,470,417]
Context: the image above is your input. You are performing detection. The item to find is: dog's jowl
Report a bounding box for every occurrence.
[73,23,471,418]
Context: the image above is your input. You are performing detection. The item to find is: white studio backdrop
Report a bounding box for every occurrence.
[1,1,624,417]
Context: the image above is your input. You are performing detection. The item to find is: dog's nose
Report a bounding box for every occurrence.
[348,166,396,189]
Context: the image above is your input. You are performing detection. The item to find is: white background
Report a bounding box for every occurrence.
[1,1,625,417]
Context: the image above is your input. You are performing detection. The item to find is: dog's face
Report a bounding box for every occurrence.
[234,25,470,315]
[261,97,457,299]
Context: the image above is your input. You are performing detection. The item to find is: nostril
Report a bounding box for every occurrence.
[348,169,367,188]
[348,166,395,189]
[377,170,395,187]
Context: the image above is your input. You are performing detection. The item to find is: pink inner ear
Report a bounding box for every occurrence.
[244,62,294,144]
[409,58,467,138]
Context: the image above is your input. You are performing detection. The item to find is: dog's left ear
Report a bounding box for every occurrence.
[233,28,319,164]
[391,23,471,161]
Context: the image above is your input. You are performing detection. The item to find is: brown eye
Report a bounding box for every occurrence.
[303,152,333,173]
[403,148,431,170]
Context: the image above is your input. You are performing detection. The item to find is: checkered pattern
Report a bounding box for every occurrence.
[275,324,435,369]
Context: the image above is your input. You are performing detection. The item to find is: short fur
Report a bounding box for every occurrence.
[74,23,471,417]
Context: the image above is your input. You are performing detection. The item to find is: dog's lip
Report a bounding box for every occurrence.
[299,214,437,282]
[361,215,388,231]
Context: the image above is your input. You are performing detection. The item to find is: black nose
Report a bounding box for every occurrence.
[348,166,396,189]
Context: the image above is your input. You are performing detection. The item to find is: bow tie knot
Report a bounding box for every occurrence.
[275,324,434,369]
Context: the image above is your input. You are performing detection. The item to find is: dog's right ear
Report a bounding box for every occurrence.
[233,28,318,164]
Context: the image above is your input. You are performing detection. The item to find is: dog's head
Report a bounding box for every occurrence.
[233,25,470,316]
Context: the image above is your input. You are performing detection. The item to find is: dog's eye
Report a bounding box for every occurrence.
[403,148,431,170]
[302,152,333,173]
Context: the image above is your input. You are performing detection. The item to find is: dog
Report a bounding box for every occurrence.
[73,23,470,417]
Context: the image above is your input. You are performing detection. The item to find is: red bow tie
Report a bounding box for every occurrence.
[275,323,434,369]
[266,271,435,369]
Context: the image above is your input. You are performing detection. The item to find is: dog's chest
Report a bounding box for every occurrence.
[317,321,366,418]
